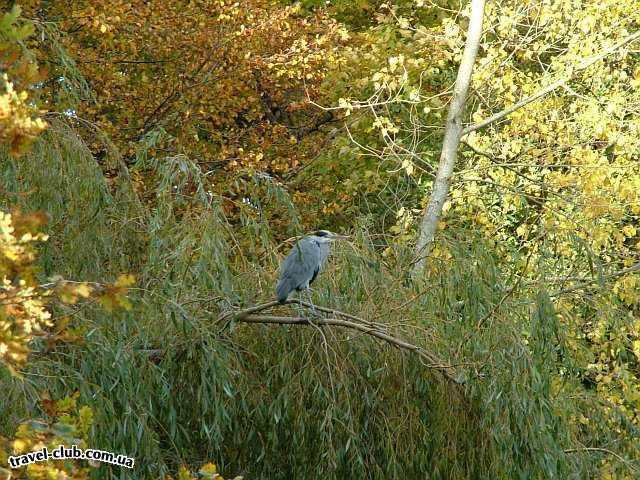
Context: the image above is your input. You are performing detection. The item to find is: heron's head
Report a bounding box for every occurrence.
[311,230,349,242]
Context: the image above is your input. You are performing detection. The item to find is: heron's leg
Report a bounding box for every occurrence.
[293,291,306,317]
[302,288,326,341]
[304,287,318,316]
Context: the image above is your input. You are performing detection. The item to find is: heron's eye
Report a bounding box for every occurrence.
[314,230,329,237]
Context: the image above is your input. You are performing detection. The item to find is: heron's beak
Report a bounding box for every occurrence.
[330,233,349,240]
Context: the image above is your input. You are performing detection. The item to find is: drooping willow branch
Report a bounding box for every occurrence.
[218,300,461,384]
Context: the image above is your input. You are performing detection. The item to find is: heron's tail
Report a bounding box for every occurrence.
[275,278,290,304]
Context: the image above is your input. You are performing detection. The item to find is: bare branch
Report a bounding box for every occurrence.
[549,261,640,297]
[218,300,462,384]
[565,447,637,473]
[217,300,282,322]
[462,29,640,136]
[549,261,640,284]
[412,0,486,274]
[237,314,461,383]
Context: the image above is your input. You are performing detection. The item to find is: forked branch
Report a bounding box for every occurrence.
[218,300,461,384]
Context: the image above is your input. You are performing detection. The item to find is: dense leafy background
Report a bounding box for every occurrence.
[1,1,639,478]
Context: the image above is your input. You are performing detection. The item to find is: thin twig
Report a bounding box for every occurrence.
[549,261,640,297]
[476,248,534,330]
[462,30,640,136]
[564,447,637,472]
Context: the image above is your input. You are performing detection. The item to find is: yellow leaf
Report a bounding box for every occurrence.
[622,225,637,238]
[199,463,218,474]
[114,274,136,288]
[12,439,27,453]
[75,283,93,298]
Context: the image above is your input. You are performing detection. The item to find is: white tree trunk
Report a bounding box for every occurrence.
[412,0,486,275]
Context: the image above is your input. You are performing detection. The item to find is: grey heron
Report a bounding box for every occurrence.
[276,230,348,305]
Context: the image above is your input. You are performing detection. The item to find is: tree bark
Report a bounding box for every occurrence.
[412,0,486,275]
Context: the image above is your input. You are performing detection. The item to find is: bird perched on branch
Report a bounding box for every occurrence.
[276,230,348,304]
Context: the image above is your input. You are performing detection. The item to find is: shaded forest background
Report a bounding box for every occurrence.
[1,0,639,478]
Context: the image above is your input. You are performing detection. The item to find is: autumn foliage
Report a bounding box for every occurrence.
[2,0,640,478]
[21,0,348,173]
[0,7,46,155]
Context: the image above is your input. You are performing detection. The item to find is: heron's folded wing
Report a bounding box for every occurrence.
[278,238,321,290]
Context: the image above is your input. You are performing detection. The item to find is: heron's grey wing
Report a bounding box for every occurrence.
[309,242,329,285]
[280,238,321,287]
[276,238,321,302]
[317,241,330,267]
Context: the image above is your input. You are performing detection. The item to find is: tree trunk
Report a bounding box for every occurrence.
[412,0,486,275]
